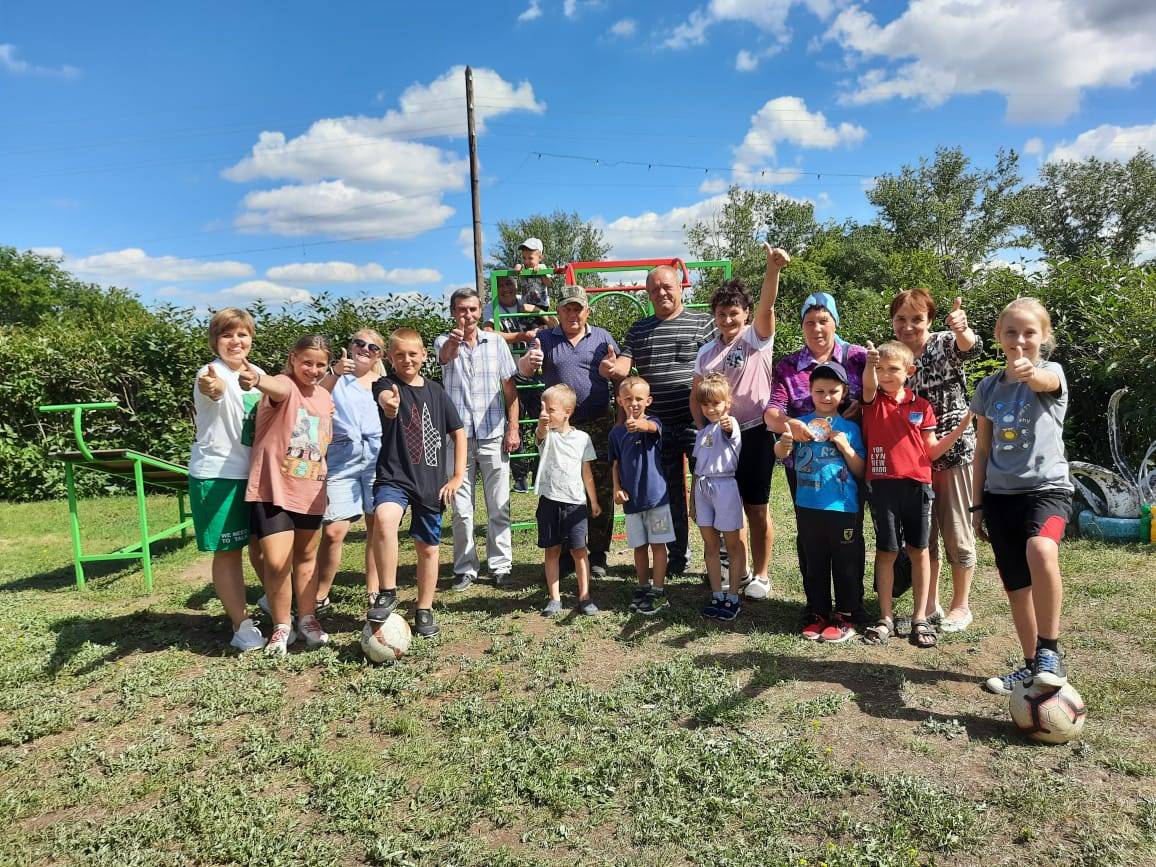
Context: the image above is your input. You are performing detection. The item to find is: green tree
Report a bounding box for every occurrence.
[487,210,611,274]
[0,246,144,326]
[1017,150,1156,263]
[866,147,1022,288]
[686,186,821,292]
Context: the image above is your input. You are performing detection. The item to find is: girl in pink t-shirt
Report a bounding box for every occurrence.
[245,334,335,656]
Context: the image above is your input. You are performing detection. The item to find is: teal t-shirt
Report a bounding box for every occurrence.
[793,413,864,512]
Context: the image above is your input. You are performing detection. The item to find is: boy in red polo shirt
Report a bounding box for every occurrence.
[861,340,973,649]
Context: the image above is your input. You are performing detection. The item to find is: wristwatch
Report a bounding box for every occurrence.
[968,504,983,513]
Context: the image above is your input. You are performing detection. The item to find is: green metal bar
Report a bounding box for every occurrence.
[64,463,86,590]
[178,493,190,542]
[134,459,154,593]
[114,520,194,554]
[122,451,190,474]
[39,402,120,462]
[79,552,145,563]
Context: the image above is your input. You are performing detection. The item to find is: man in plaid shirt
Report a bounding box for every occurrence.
[435,287,521,590]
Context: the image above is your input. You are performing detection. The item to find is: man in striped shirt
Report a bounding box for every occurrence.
[602,266,715,575]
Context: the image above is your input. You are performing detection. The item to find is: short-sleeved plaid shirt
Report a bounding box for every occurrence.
[434,330,517,441]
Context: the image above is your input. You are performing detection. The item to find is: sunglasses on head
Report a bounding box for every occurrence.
[351,337,382,354]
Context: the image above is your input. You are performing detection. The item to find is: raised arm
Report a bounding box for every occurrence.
[755,244,789,340]
[1008,347,1062,394]
[862,341,879,404]
[926,410,975,462]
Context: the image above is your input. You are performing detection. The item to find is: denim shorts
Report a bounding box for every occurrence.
[372,482,442,546]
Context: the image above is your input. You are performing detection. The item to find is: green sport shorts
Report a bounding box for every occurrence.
[189,477,251,552]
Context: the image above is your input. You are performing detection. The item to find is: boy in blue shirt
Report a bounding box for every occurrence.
[774,362,866,642]
[610,376,674,616]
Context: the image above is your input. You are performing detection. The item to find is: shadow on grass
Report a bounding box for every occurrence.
[46,609,229,675]
[695,647,1011,743]
[2,536,193,594]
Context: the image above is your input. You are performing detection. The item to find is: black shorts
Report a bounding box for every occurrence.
[250,501,323,538]
[537,497,588,550]
[867,478,933,552]
[983,490,1071,592]
[736,423,776,505]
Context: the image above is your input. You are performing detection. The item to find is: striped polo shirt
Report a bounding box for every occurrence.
[621,308,715,430]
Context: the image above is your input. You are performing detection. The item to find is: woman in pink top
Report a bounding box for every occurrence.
[245,334,335,656]
[691,243,790,597]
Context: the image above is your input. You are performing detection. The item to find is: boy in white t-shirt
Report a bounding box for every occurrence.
[188,308,266,652]
[535,384,602,617]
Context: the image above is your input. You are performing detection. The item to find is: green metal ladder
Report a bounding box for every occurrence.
[38,402,193,591]
[490,258,732,533]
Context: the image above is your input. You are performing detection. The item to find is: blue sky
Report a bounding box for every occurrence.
[3,0,1155,309]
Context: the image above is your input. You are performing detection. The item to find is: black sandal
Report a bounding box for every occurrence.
[910,619,937,649]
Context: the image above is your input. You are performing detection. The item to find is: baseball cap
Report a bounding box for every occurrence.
[519,237,544,252]
[810,360,849,385]
[801,292,840,327]
[558,285,589,308]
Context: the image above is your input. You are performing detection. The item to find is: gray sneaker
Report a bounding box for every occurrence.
[541,598,562,617]
[493,572,513,589]
[576,597,600,616]
[450,573,474,592]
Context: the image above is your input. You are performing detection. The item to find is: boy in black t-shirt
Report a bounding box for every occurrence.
[368,327,466,638]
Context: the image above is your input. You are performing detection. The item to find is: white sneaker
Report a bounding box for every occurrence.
[257,594,271,616]
[229,618,265,652]
[264,622,297,656]
[744,576,771,599]
[298,613,329,648]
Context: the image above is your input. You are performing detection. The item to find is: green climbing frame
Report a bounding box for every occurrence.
[489,258,733,532]
[38,402,194,591]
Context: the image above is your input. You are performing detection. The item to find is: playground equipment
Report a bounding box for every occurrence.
[1069,388,1156,543]
[489,257,732,533]
[38,402,193,590]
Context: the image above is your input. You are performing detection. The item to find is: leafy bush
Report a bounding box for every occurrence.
[0,294,451,502]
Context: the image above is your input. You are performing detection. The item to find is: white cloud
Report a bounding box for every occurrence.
[665,0,840,49]
[1136,233,1156,263]
[735,49,759,72]
[458,226,485,260]
[563,0,578,18]
[1023,137,1044,156]
[69,248,254,283]
[29,246,64,259]
[224,66,544,237]
[609,18,637,37]
[730,95,865,184]
[156,280,313,310]
[518,0,542,22]
[824,0,1156,123]
[0,44,79,78]
[1046,122,1156,163]
[265,261,441,284]
[597,195,729,259]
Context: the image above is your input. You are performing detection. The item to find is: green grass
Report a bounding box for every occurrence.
[1,484,1155,865]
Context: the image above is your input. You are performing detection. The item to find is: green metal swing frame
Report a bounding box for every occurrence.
[38,402,194,591]
[489,258,733,532]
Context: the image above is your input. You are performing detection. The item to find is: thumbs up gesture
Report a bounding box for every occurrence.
[865,340,879,368]
[379,381,402,418]
[523,337,544,374]
[1008,345,1034,383]
[598,345,618,379]
[197,364,224,401]
[237,360,260,391]
[763,241,791,271]
[945,296,968,335]
[335,348,356,376]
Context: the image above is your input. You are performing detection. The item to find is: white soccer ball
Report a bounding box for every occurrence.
[360,614,412,664]
[1009,679,1087,744]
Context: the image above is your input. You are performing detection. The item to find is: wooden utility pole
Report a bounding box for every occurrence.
[465,66,484,294]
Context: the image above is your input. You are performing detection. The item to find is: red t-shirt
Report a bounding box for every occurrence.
[863,389,937,483]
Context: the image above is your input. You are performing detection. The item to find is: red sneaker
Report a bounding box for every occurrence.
[819,613,857,644]
[802,616,827,641]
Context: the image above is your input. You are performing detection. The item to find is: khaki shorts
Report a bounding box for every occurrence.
[930,463,977,568]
